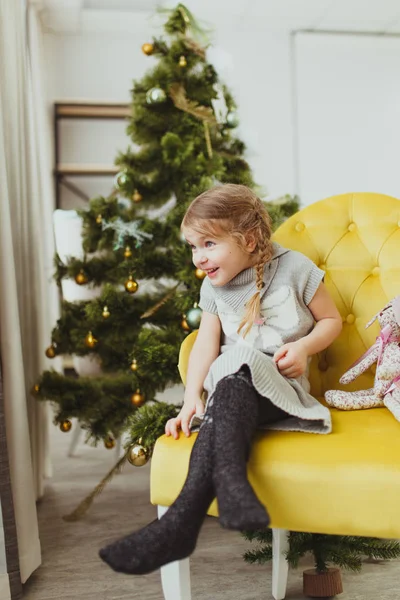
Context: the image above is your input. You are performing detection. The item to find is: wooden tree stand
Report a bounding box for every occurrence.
[303,567,343,597]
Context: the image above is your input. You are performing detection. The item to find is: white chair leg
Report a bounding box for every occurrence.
[272,528,290,600]
[157,505,192,600]
[67,420,82,456]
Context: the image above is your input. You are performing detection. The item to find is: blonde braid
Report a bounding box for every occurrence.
[237,220,273,338]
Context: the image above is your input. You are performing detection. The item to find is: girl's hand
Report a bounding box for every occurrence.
[273,340,308,379]
[165,397,204,440]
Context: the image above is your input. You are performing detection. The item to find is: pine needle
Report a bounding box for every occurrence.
[140,284,179,318]
[62,452,128,522]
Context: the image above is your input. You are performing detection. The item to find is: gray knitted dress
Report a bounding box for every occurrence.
[191,242,332,435]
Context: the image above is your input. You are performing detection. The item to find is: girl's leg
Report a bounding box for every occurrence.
[99,401,215,575]
[212,364,288,531]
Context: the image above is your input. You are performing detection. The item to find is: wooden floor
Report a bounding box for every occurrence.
[23,386,400,600]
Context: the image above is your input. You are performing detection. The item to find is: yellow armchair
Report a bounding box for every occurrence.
[151,192,400,600]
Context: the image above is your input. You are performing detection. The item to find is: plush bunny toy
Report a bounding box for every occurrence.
[325,296,400,422]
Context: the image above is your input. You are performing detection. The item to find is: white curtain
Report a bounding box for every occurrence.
[0,0,60,583]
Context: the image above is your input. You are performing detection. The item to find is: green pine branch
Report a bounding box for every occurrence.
[244,531,400,574]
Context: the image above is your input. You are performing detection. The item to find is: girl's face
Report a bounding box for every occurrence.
[183,228,257,287]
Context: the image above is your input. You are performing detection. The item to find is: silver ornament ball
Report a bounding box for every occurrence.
[186,306,202,329]
[226,111,239,128]
[114,170,129,190]
[146,87,167,105]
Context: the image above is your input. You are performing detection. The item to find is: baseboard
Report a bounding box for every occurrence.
[0,573,11,600]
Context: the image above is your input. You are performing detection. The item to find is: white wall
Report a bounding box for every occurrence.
[43,12,400,210]
[295,32,400,205]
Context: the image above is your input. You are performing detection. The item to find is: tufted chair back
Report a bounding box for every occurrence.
[273,192,400,397]
[178,192,400,398]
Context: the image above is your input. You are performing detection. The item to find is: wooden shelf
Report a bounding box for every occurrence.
[56,164,119,176]
[54,101,130,206]
[55,103,131,119]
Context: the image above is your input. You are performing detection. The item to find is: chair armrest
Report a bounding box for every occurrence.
[178,331,198,385]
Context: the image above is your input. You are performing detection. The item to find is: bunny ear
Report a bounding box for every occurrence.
[392,296,400,325]
[365,311,379,329]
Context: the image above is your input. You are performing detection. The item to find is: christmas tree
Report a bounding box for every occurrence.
[243,529,400,573]
[35,4,299,457]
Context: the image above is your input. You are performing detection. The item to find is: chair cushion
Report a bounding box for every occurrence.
[151,404,400,538]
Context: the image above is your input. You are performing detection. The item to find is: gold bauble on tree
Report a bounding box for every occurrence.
[131,389,145,407]
[75,270,88,285]
[124,246,132,258]
[45,344,57,359]
[102,306,110,319]
[127,442,149,467]
[195,268,206,280]
[32,383,40,395]
[104,435,116,449]
[60,420,72,433]
[141,42,154,56]
[96,214,102,224]
[178,55,187,67]
[132,189,143,203]
[85,331,98,348]
[181,317,190,331]
[130,358,138,372]
[125,275,139,294]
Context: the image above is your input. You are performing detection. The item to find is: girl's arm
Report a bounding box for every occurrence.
[274,283,342,378]
[165,311,221,439]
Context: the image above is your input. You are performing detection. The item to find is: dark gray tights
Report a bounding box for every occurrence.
[99,364,288,575]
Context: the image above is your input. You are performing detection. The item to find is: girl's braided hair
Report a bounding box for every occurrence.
[181,184,273,337]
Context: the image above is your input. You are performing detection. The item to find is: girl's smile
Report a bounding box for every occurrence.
[183,229,257,287]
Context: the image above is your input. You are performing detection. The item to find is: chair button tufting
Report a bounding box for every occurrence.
[372,266,380,276]
[346,314,355,324]
[295,222,305,232]
[319,264,326,270]
[348,222,356,232]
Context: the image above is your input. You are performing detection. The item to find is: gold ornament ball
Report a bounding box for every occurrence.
[125,275,139,294]
[96,214,102,224]
[124,246,132,258]
[127,443,149,467]
[85,331,98,348]
[102,306,110,319]
[104,436,116,449]
[45,344,56,359]
[32,383,40,395]
[142,42,154,56]
[131,389,145,407]
[75,270,88,285]
[181,317,190,331]
[178,55,187,67]
[60,420,72,433]
[195,268,206,280]
[130,359,138,372]
[132,189,143,203]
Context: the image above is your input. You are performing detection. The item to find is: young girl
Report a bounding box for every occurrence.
[99,184,342,575]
